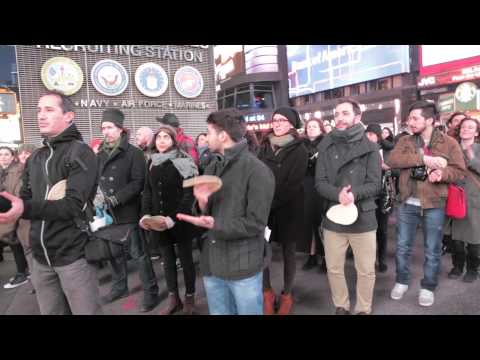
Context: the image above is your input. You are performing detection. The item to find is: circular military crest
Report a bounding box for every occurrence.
[91,59,129,96]
[174,66,204,99]
[134,63,168,97]
[41,57,84,96]
[455,82,477,103]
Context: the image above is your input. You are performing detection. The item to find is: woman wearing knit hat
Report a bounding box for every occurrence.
[258,107,308,315]
[140,124,198,315]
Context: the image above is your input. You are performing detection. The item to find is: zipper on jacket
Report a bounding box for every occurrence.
[40,143,54,267]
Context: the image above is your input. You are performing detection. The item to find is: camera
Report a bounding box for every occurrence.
[410,166,428,181]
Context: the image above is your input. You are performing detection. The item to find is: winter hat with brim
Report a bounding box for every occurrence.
[365,123,382,141]
[272,107,302,129]
[157,113,180,128]
[102,108,125,129]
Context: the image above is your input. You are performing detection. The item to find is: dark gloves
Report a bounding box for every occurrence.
[105,195,119,209]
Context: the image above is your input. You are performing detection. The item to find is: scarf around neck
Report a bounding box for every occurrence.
[150,149,198,179]
[330,123,365,143]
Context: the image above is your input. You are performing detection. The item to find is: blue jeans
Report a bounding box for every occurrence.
[395,204,445,291]
[110,225,159,301]
[203,272,263,315]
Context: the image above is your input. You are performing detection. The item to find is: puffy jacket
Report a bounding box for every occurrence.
[20,124,98,267]
[0,162,24,245]
[386,129,466,209]
[97,133,146,224]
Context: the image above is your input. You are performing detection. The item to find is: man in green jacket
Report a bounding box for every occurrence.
[178,109,275,315]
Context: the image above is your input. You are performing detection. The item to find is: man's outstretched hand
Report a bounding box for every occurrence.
[176,213,214,229]
[0,192,24,224]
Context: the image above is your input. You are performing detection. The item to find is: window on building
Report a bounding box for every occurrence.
[236,92,251,109]
[332,88,343,99]
[324,90,332,100]
[351,84,360,96]
[378,78,392,90]
[224,95,234,109]
[368,80,378,92]
[254,91,274,109]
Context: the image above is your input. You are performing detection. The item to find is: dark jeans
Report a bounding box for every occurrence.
[109,225,159,300]
[160,240,196,295]
[11,242,29,274]
[263,241,296,294]
[375,207,390,264]
[395,204,445,291]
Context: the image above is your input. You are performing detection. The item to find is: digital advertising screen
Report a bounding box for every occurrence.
[287,45,410,98]
[214,45,244,84]
[244,45,278,74]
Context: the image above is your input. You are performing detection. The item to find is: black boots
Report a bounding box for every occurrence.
[159,292,183,315]
[302,255,318,271]
[463,252,480,283]
[449,241,479,283]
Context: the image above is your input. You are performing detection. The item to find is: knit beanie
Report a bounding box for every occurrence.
[272,107,301,129]
[102,108,125,129]
[365,123,382,141]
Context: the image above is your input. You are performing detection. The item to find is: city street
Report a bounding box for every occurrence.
[1,220,480,315]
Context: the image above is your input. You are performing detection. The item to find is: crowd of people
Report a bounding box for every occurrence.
[0,90,478,315]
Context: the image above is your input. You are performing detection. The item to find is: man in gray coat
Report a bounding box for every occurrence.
[178,109,275,315]
[315,99,381,315]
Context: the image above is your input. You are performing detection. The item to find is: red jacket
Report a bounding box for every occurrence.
[176,128,199,164]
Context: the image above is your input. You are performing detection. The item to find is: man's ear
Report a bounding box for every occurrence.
[64,111,75,124]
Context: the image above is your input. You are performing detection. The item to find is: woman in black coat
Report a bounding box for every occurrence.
[299,119,327,273]
[258,107,308,315]
[140,124,198,315]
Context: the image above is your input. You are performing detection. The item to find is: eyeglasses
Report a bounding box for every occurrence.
[272,118,289,124]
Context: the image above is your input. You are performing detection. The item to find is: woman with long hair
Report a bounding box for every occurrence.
[448,117,480,282]
[0,146,31,289]
[299,119,327,273]
[258,107,308,315]
[140,124,198,314]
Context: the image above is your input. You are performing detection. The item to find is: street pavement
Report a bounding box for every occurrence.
[1,219,480,315]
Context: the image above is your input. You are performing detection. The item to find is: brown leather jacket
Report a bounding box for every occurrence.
[386,129,466,209]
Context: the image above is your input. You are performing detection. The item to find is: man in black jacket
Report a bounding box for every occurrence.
[98,109,160,312]
[315,99,381,315]
[0,91,101,315]
[178,109,275,315]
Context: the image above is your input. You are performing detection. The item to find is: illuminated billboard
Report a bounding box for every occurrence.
[287,45,410,97]
[418,45,480,87]
[214,45,244,84]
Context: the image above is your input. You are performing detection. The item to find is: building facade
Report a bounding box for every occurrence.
[14,45,217,146]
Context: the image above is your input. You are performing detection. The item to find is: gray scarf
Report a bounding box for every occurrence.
[330,123,365,143]
[150,149,198,179]
[269,133,295,155]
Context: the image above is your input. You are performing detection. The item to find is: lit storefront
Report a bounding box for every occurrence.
[417,45,480,122]
[214,45,289,132]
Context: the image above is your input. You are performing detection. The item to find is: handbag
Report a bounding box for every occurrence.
[84,224,132,263]
[445,184,467,219]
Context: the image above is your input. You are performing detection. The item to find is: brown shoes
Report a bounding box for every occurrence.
[159,292,183,315]
[183,293,195,315]
[277,292,294,315]
[263,288,276,315]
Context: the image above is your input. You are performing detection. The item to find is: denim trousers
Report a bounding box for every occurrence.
[203,272,263,315]
[109,225,159,301]
[395,203,445,291]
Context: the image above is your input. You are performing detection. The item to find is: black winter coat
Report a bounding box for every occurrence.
[141,154,195,246]
[97,133,146,224]
[20,124,98,267]
[258,135,308,245]
[298,136,326,253]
